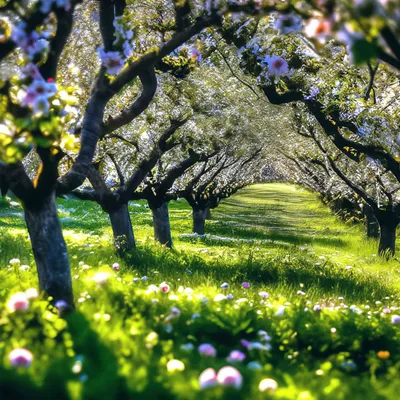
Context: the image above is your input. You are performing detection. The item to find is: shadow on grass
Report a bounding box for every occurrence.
[123,245,394,302]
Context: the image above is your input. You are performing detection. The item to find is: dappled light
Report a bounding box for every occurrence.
[1,0,400,399]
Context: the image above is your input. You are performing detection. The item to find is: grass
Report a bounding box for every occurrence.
[1,183,400,399]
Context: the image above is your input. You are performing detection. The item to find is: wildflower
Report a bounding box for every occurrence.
[216,366,243,390]
[391,315,400,324]
[165,306,181,323]
[198,343,217,357]
[92,272,110,285]
[214,293,226,301]
[259,378,278,393]
[276,306,285,316]
[304,18,332,40]
[259,291,269,299]
[159,282,170,293]
[7,292,29,312]
[258,330,272,342]
[220,282,229,289]
[9,348,33,368]
[242,282,250,289]
[147,284,159,293]
[9,258,21,266]
[247,361,262,370]
[167,359,185,372]
[377,350,390,359]
[20,265,30,271]
[274,13,302,34]
[340,360,357,371]
[226,293,235,300]
[98,47,125,75]
[313,304,321,312]
[141,275,148,281]
[227,350,246,363]
[297,290,306,296]
[199,368,218,389]
[25,288,38,300]
[112,262,120,271]
[55,300,68,310]
[262,55,290,78]
[180,343,195,351]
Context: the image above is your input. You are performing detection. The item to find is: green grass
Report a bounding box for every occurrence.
[1,183,400,399]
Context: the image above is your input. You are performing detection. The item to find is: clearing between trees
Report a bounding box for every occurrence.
[1,183,400,399]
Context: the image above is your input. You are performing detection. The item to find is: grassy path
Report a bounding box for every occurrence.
[0,183,399,299]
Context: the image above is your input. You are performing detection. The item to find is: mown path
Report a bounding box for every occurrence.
[202,183,399,290]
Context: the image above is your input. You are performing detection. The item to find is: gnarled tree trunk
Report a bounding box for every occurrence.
[193,208,207,235]
[109,203,135,254]
[377,215,398,258]
[151,202,172,248]
[363,204,379,239]
[24,192,74,306]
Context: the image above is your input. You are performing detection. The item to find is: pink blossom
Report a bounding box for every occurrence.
[227,350,246,363]
[263,55,290,78]
[199,368,217,389]
[198,343,217,357]
[216,366,243,390]
[304,18,332,41]
[7,292,29,312]
[9,348,33,368]
[98,48,125,75]
[112,262,120,271]
[159,282,170,293]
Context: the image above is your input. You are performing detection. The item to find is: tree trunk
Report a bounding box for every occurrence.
[193,208,207,235]
[378,218,398,258]
[151,202,172,248]
[205,207,211,220]
[24,192,74,306]
[363,204,379,239]
[109,203,135,254]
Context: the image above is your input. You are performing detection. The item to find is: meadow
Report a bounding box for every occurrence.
[1,183,400,399]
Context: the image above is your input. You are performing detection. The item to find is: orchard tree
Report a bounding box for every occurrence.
[0,0,261,305]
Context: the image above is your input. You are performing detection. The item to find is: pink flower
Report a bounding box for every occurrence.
[216,366,243,390]
[9,348,33,368]
[227,350,246,363]
[199,368,218,389]
[263,55,290,78]
[98,48,125,75]
[242,282,250,289]
[198,343,217,357]
[159,282,170,293]
[304,18,332,41]
[7,292,29,312]
[112,262,120,271]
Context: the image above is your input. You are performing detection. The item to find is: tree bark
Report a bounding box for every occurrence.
[151,202,172,248]
[205,207,211,220]
[24,192,74,306]
[109,203,135,254]
[363,204,379,239]
[378,217,398,258]
[193,208,207,235]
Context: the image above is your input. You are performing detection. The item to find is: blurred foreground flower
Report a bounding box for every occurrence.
[199,368,217,389]
[7,292,29,312]
[9,348,33,368]
[259,378,278,393]
[217,366,243,390]
[167,359,185,372]
[198,343,217,357]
